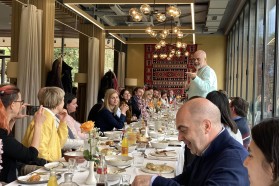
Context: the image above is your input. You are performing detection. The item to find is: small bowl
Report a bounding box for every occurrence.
[105,155,133,167]
[115,144,137,153]
[150,140,169,149]
[104,131,114,139]
[113,131,123,139]
[149,125,155,130]
[99,136,109,141]
[63,151,85,163]
[149,131,158,138]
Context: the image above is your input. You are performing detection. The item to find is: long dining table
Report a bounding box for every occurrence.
[7,110,184,186]
[7,142,183,186]
[8,143,184,186]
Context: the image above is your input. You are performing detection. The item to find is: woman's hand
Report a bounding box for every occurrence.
[120,104,129,115]
[14,103,29,120]
[34,105,46,125]
[58,109,68,122]
[131,115,137,121]
[32,106,46,149]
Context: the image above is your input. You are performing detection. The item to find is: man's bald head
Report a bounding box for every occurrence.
[194,50,207,58]
[176,98,222,155]
[193,50,207,70]
[177,98,222,128]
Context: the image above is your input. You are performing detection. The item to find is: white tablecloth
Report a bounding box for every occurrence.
[7,145,183,186]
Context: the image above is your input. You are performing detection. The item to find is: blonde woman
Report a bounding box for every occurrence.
[94,89,129,132]
[22,87,68,162]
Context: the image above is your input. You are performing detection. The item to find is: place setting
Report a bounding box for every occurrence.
[146,149,177,161]
[140,162,174,175]
[17,172,62,185]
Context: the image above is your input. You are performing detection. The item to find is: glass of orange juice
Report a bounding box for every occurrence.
[127,131,137,145]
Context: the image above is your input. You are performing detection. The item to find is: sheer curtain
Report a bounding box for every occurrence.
[86,37,100,117]
[117,52,125,88]
[15,5,42,141]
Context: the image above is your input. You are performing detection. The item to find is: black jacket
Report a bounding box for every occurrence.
[0,129,38,183]
[61,61,73,93]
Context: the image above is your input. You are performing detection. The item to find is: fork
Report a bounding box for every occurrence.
[52,162,67,169]
[112,165,131,173]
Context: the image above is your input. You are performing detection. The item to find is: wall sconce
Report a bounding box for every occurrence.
[7,62,18,78]
[125,78,137,87]
[74,73,87,83]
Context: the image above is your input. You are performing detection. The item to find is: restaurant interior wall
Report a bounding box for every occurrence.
[127,35,226,90]
[127,44,145,87]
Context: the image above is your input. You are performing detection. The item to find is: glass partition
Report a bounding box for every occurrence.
[264,0,276,118]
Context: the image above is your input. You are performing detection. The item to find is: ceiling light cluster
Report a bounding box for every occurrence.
[129,4,181,22]
[130,4,189,60]
[153,42,190,60]
[145,26,184,39]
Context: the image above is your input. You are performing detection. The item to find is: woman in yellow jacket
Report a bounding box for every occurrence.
[22,87,68,162]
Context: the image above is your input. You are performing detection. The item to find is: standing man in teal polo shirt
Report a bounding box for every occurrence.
[185,50,217,98]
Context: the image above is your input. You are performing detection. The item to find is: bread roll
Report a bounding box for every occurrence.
[27,174,41,182]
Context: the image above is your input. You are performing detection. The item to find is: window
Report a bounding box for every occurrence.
[247,1,256,125]
[54,39,79,88]
[0,46,11,84]
[104,39,115,74]
[264,0,276,117]
[226,0,279,126]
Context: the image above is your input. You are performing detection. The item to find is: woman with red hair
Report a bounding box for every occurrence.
[0,84,45,183]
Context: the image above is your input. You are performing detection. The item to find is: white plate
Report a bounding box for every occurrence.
[149,150,176,157]
[140,165,174,174]
[44,162,68,172]
[107,166,119,174]
[168,140,182,146]
[17,173,61,184]
[105,155,133,167]
[99,136,109,141]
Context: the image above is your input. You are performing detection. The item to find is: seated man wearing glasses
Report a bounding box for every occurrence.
[184,50,217,99]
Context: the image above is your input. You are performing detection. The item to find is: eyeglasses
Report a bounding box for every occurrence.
[14,100,24,105]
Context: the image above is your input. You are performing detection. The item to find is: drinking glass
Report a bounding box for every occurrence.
[127,131,137,145]
[121,174,131,186]
[68,158,77,173]
[132,152,144,167]
[105,174,121,186]
[136,143,146,153]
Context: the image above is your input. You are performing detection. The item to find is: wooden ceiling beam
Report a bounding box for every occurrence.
[107,30,195,34]
[105,26,194,34]
[64,0,194,4]
[105,26,193,31]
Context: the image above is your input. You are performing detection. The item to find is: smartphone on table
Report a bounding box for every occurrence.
[26,105,40,115]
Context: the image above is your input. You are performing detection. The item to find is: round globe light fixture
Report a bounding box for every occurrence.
[129,8,139,16]
[156,13,166,22]
[132,12,143,22]
[140,4,151,15]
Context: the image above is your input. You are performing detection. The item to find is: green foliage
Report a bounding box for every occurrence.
[0,47,11,56]
[83,149,100,163]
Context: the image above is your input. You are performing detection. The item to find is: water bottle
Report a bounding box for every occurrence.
[121,133,128,156]
[96,155,107,184]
